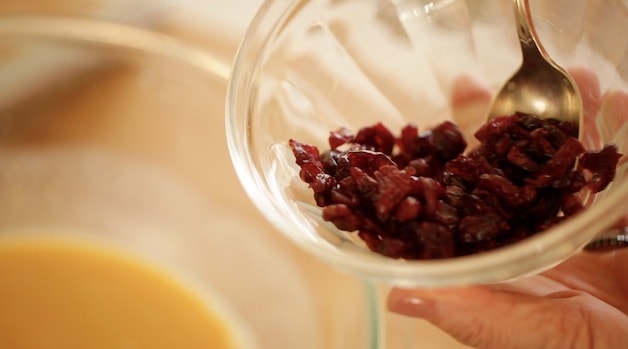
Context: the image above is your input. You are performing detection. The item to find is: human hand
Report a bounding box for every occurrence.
[388,249,628,349]
[387,69,627,349]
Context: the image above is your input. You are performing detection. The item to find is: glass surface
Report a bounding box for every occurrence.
[227,0,628,286]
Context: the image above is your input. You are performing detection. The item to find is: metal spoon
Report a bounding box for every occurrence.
[486,0,583,129]
[487,0,626,251]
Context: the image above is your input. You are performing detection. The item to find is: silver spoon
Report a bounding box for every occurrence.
[487,0,626,251]
[487,0,583,128]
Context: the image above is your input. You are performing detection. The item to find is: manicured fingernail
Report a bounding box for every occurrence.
[387,289,436,318]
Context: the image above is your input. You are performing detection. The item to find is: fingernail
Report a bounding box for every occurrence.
[387,288,436,318]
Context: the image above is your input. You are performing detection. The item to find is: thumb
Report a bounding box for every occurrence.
[387,286,624,349]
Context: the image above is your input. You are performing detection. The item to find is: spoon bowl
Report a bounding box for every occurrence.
[487,0,583,130]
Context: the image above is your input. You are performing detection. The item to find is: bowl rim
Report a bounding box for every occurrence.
[0,15,231,82]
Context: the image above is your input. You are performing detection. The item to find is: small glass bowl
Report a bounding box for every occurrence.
[227,0,628,286]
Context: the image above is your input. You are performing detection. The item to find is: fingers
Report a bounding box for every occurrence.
[547,249,628,314]
[388,285,561,349]
[387,285,627,349]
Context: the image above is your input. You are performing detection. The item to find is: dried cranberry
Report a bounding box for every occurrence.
[345,150,395,176]
[394,196,422,223]
[578,145,622,193]
[532,137,585,188]
[329,127,354,149]
[373,166,414,220]
[412,222,457,259]
[459,213,509,244]
[352,123,396,154]
[507,146,539,172]
[474,114,519,142]
[430,121,467,161]
[323,204,362,232]
[289,114,622,260]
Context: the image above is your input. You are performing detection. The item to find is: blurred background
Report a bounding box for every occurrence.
[0,1,470,348]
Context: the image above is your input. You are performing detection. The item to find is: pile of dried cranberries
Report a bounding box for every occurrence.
[289,113,622,259]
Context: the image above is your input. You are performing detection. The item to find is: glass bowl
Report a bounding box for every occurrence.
[227,0,628,287]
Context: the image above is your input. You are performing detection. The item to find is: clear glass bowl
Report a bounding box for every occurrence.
[227,0,628,286]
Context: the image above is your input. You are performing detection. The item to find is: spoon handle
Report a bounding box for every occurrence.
[514,0,547,61]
